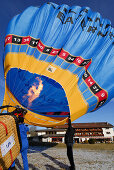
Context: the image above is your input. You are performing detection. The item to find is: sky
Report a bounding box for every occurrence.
[0,0,114,126]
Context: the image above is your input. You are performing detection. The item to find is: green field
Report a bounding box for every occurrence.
[57,143,114,150]
[29,141,114,150]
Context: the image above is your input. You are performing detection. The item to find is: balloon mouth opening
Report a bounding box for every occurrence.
[6,68,70,117]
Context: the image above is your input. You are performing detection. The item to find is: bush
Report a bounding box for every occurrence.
[88,138,96,144]
[84,139,89,144]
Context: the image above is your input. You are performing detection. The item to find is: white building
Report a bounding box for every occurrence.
[28,122,114,143]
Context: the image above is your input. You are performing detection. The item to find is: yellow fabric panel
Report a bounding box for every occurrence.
[3,52,88,126]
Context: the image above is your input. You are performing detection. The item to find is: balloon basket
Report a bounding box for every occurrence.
[0,115,20,169]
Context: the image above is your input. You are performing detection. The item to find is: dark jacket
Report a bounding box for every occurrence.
[65,126,75,144]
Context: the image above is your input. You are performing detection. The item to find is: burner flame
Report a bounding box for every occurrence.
[23,77,43,106]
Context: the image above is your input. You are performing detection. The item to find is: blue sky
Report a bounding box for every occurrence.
[0,0,114,125]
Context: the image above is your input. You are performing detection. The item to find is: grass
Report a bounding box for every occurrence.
[57,143,114,150]
[29,141,114,150]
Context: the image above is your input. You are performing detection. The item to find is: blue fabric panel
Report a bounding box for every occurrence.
[87,104,97,113]
[78,81,88,93]
[83,89,94,100]
[73,67,83,75]
[4,44,12,57]
[45,55,55,62]
[34,50,41,59]
[60,62,70,69]
[26,47,36,56]
[67,64,78,73]
[39,54,48,61]
[6,68,70,115]
[11,44,20,52]
[87,96,98,108]
[54,57,64,66]
[20,45,28,53]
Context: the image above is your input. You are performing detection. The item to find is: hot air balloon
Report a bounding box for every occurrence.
[2,2,114,127]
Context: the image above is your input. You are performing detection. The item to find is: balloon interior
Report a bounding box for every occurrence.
[2,2,114,127]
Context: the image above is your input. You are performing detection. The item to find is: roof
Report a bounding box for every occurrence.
[35,122,113,133]
[41,134,65,138]
[36,129,66,132]
[54,122,114,129]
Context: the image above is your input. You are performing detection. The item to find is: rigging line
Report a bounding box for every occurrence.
[36,52,44,60]
[11,68,21,95]
[18,7,40,77]
[64,80,77,99]
[71,66,78,73]
[32,48,37,56]
[19,44,21,52]
[5,46,19,97]
[82,88,88,94]
[58,59,75,72]
[8,62,11,104]
[2,99,6,106]
[25,112,58,123]
[24,117,59,126]
[31,66,79,107]
[21,75,59,107]
[16,54,51,103]
[34,54,57,74]
[10,53,81,109]
[25,46,29,53]
[40,54,49,62]
[8,45,30,95]
[15,54,50,104]
[89,103,97,108]
[73,67,84,75]
[51,54,60,64]
[15,53,49,101]
[24,60,79,107]
[10,65,73,110]
[61,74,78,90]
[11,70,29,99]
[57,60,64,67]
[6,90,16,106]
[5,9,40,102]
[86,95,94,101]
[10,48,40,97]
[47,59,79,91]
[10,43,12,53]
[66,63,72,70]
[29,66,76,107]
[12,48,40,97]
[65,74,88,102]
[7,43,13,98]
[31,53,59,75]
[22,77,63,108]
[78,80,84,87]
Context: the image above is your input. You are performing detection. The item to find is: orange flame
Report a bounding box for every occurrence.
[23,77,43,106]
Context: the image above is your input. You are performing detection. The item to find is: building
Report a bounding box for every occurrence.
[28,122,114,143]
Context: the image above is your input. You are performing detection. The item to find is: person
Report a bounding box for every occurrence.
[18,116,29,170]
[65,117,75,170]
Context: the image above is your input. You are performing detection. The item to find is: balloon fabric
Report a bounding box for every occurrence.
[3,2,114,127]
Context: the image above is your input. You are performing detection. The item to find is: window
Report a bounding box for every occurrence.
[106,132,111,134]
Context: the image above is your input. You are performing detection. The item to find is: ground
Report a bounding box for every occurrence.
[15,145,114,170]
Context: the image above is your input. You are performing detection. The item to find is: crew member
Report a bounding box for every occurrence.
[65,117,75,170]
[18,116,29,170]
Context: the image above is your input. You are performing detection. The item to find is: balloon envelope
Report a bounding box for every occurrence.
[3,2,114,127]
